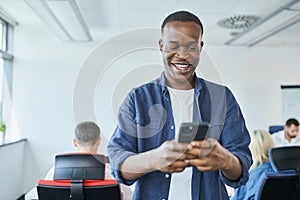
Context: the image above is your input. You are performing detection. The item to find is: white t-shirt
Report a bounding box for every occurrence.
[25,164,132,200]
[272,130,300,147]
[167,87,194,200]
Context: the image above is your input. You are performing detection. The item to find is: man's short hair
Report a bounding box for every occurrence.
[75,121,100,146]
[161,10,204,35]
[285,118,299,127]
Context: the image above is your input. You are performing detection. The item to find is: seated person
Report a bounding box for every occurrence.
[25,121,132,200]
[231,130,275,200]
[272,118,300,147]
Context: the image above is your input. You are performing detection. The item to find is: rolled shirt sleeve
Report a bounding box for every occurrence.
[107,91,139,185]
[107,127,137,185]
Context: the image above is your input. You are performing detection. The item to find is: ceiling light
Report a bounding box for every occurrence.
[225,0,300,47]
[25,0,92,42]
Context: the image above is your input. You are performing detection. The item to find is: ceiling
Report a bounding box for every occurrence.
[1,0,300,47]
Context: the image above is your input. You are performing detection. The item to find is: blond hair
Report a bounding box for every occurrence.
[249,130,274,169]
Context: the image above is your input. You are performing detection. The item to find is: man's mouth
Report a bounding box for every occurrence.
[171,63,192,73]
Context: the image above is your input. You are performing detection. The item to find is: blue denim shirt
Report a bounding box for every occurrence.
[108,72,252,200]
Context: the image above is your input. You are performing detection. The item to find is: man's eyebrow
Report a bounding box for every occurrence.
[187,41,199,44]
[166,40,179,44]
[166,40,199,44]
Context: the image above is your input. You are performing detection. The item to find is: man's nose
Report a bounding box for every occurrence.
[175,47,189,59]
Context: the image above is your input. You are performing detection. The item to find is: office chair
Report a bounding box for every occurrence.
[37,179,120,200]
[53,153,106,180]
[256,146,300,200]
[37,153,121,200]
[269,146,300,172]
[256,172,299,200]
[268,125,284,134]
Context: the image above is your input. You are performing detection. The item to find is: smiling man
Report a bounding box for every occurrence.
[108,11,252,200]
[159,19,202,90]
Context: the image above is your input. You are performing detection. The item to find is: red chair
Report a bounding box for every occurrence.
[37,179,121,200]
[37,153,121,200]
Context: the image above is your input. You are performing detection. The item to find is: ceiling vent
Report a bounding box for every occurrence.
[218,15,261,29]
[224,0,300,47]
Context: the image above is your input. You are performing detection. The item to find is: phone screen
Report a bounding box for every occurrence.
[178,122,209,143]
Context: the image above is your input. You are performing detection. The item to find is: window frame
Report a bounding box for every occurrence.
[0,16,14,137]
[0,18,13,60]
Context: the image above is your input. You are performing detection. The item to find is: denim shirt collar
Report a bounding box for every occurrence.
[155,72,202,98]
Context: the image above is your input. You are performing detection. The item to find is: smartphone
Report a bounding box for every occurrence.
[178,122,209,143]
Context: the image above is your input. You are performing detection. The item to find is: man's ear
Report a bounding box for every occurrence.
[73,139,78,147]
[159,39,163,52]
[284,125,288,132]
[200,41,204,52]
[96,137,101,146]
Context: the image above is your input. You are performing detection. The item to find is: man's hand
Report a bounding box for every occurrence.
[120,140,192,181]
[185,138,227,171]
[186,138,242,181]
[152,140,192,173]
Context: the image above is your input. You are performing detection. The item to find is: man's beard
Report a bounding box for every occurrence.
[287,132,297,139]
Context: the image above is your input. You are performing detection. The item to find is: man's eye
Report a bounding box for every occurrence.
[167,45,178,50]
[188,45,199,51]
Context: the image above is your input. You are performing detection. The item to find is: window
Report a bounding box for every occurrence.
[0,58,3,111]
[0,16,14,139]
[0,21,3,49]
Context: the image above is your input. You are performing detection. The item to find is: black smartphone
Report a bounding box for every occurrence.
[178,122,209,143]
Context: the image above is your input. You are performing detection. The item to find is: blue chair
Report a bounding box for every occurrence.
[256,146,300,200]
[256,172,299,200]
[269,146,300,172]
[268,125,284,134]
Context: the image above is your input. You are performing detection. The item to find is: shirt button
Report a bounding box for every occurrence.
[165,174,169,178]
[171,125,174,130]
[162,199,166,200]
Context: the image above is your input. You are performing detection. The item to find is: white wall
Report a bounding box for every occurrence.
[2,1,300,197]
[0,140,26,200]
[204,46,300,130]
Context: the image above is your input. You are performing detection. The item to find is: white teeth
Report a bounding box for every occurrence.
[174,64,189,68]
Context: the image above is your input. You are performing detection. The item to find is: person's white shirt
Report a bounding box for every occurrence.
[167,87,194,200]
[272,130,300,147]
[25,163,132,200]
[25,167,54,200]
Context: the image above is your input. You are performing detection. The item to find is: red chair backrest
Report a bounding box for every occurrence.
[37,179,121,200]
